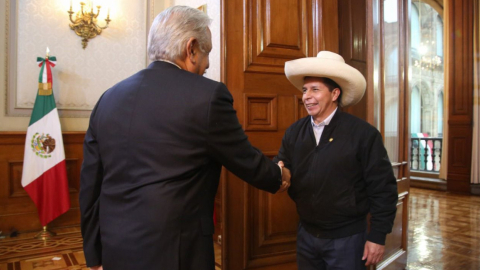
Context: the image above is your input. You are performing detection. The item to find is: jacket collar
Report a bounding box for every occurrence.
[316,109,343,148]
[147,60,183,71]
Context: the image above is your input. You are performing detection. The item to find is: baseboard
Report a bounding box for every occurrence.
[411,176,480,195]
[410,176,447,191]
[471,184,480,195]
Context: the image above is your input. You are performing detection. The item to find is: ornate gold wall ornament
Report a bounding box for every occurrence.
[68,2,111,49]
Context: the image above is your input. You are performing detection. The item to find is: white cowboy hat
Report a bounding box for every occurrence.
[284,51,366,107]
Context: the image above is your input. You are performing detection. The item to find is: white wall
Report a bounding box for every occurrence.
[1,0,156,131]
[0,0,222,131]
[15,0,147,111]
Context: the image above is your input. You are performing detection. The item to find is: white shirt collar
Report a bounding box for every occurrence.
[311,107,337,127]
[159,59,182,70]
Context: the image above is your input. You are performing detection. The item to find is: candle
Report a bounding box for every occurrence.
[46,47,50,58]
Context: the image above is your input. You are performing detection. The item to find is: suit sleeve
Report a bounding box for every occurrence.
[362,130,398,245]
[273,127,293,170]
[79,100,104,267]
[206,83,281,193]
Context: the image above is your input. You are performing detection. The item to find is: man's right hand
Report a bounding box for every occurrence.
[277,161,291,192]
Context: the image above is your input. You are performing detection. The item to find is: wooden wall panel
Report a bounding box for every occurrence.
[446,0,474,193]
[317,0,339,52]
[248,154,298,268]
[339,0,368,120]
[8,161,26,197]
[245,0,308,74]
[294,95,309,121]
[244,94,278,131]
[0,132,85,233]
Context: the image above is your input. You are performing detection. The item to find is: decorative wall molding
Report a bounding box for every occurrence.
[5,0,152,117]
[244,0,308,74]
[294,95,308,121]
[244,93,278,131]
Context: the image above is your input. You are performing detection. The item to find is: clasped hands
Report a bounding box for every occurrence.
[277,161,291,193]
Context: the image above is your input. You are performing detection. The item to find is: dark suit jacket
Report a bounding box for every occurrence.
[80,61,281,269]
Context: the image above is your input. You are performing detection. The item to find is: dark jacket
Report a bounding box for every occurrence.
[80,61,282,269]
[275,110,397,245]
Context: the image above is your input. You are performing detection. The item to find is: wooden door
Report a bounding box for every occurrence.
[364,0,411,269]
[221,0,337,269]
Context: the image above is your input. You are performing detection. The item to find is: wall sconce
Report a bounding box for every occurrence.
[68,2,111,49]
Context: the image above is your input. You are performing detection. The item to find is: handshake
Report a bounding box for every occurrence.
[277,160,291,193]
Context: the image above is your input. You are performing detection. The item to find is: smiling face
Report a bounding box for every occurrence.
[302,77,341,124]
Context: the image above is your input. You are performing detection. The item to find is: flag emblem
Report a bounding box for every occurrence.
[31,132,56,158]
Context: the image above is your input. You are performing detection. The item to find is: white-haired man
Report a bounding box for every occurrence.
[275,51,398,269]
[80,6,289,270]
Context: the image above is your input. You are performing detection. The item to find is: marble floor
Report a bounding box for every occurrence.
[0,187,479,269]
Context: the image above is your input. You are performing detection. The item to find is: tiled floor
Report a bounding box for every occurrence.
[406,188,480,270]
[0,227,85,270]
[0,227,221,270]
[1,187,479,269]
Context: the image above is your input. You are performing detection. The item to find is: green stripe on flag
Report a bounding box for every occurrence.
[29,93,57,126]
[38,62,45,83]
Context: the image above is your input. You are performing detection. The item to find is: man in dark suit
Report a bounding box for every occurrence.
[80,6,290,270]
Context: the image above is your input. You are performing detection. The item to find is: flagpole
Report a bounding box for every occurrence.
[35,225,56,240]
[34,48,56,241]
[23,46,69,240]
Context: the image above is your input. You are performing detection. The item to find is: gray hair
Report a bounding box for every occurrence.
[147,6,212,62]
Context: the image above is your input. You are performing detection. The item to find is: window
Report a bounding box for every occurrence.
[410,1,444,173]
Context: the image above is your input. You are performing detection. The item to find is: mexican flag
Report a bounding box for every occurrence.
[21,54,70,226]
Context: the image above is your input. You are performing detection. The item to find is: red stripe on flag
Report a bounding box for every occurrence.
[23,160,71,226]
[46,61,53,84]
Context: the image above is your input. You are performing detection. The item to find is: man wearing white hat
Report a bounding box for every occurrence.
[275,51,398,269]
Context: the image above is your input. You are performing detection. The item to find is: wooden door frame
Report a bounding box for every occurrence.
[445,0,475,193]
[367,0,411,268]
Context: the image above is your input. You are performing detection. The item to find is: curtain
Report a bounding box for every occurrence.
[438,90,448,180]
[439,2,449,180]
[472,0,480,184]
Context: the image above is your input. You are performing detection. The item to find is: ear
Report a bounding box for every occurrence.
[186,37,197,64]
[332,88,341,101]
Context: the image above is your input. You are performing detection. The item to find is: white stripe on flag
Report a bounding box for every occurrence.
[42,65,48,83]
[21,108,66,187]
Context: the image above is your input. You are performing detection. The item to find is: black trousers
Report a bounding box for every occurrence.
[296,224,367,270]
